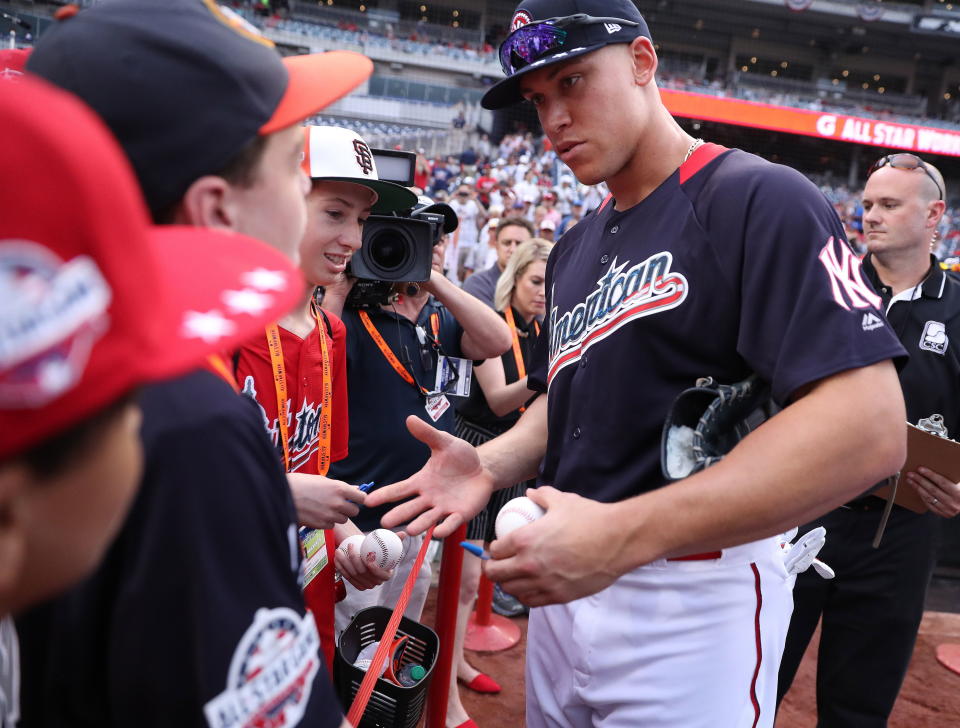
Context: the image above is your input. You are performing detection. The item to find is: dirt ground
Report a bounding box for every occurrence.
[417,590,960,727]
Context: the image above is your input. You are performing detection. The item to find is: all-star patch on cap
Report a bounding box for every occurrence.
[27,0,373,217]
[0,75,305,460]
[303,126,418,215]
[482,0,651,110]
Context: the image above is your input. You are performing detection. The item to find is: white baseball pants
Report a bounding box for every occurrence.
[525,536,794,728]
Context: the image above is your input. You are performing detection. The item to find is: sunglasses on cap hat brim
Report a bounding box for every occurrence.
[867,153,944,201]
[482,11,649,109]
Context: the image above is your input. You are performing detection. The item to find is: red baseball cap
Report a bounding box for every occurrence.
[0,48,30,79]
[0,75,306,460]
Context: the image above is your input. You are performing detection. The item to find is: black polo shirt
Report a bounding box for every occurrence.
[863,254,960,437]
[332,299,463,531]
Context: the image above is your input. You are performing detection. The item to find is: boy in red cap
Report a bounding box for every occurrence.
[19,1,373,725]
[0,74,306,728]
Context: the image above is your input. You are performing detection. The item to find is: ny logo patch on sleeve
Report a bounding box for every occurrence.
[817,237,881,312]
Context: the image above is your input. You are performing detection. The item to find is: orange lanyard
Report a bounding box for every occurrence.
[265,311,333,475]
[504,308,539,412]
[206,353,240,393]
[312,304,333,477]
[266,324,292,469]
[358,310,441,395]
[358,310,427,394]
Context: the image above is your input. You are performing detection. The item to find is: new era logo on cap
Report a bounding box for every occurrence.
[604,23,622,33]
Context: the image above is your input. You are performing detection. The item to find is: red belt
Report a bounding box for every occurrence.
[667,551,722,562]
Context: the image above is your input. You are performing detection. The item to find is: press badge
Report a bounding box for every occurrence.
[435,355,473,397]
[425,393,450,421]
[299,527,327,588]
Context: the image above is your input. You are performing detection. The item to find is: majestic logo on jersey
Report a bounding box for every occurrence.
[0,241,111,407]
[204,607,320,728]
[242,376,322,472]
[920,320,948,355]
[861,312,885,331]
[548,253,688,385]
[817,237,881,312]
[511,9,533,31]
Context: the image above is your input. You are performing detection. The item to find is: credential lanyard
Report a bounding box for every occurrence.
[504,307,540,413]
[265,311,333,475]
[206,353,240,393]
[358,309,440,396]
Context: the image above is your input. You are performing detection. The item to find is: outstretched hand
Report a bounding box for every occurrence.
[484,486,632,607]
[364,415,495,538]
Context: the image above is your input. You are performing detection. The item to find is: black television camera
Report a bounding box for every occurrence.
[346,149,458,309]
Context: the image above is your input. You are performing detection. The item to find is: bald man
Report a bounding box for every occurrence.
[778,154,958,727]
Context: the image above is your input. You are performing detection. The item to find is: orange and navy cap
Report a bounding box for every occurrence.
[27,0,373,217]
[0,75,305,459]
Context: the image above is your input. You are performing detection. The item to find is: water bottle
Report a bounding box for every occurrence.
[396,663,426,687]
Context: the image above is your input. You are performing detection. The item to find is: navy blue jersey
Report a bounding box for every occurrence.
[527,146,906,504]
[16,370,343,728]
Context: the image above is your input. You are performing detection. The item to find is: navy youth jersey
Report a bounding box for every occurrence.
[527,145,906,504]
[15,370,343,728]
[331,299,464,532]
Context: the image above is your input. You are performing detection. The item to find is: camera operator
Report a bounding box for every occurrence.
[324,202,511,634]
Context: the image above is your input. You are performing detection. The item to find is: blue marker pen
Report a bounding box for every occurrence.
[358,482,375,493]
[460,541,490,560]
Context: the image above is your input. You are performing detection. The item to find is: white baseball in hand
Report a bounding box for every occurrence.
[360,529,403,571]
[495,496,546,540]
[336,534,365,559]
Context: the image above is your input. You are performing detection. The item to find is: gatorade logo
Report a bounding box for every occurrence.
[511,9,533,31]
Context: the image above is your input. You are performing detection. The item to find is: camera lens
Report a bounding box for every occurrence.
[368,230,410,273]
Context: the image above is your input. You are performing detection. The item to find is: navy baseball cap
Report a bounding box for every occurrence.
[482,0,651,110]
[28,0,373,217]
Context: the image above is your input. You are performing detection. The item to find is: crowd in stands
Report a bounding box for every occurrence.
[238,2,960,131]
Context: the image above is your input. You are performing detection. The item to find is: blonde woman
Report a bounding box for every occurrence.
[447,238,553,728]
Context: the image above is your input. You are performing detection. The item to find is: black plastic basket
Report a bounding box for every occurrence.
[334,606,439,728]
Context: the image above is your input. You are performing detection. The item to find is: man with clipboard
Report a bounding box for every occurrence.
[779,154,960,726]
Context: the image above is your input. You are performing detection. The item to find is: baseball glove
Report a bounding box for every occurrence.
[660,374,776,482]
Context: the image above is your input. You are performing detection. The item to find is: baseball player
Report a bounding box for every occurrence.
[367,0,908,726]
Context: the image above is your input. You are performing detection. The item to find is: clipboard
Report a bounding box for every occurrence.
[874,420,960,514]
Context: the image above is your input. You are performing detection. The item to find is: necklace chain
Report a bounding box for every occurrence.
[683,138,704,163]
